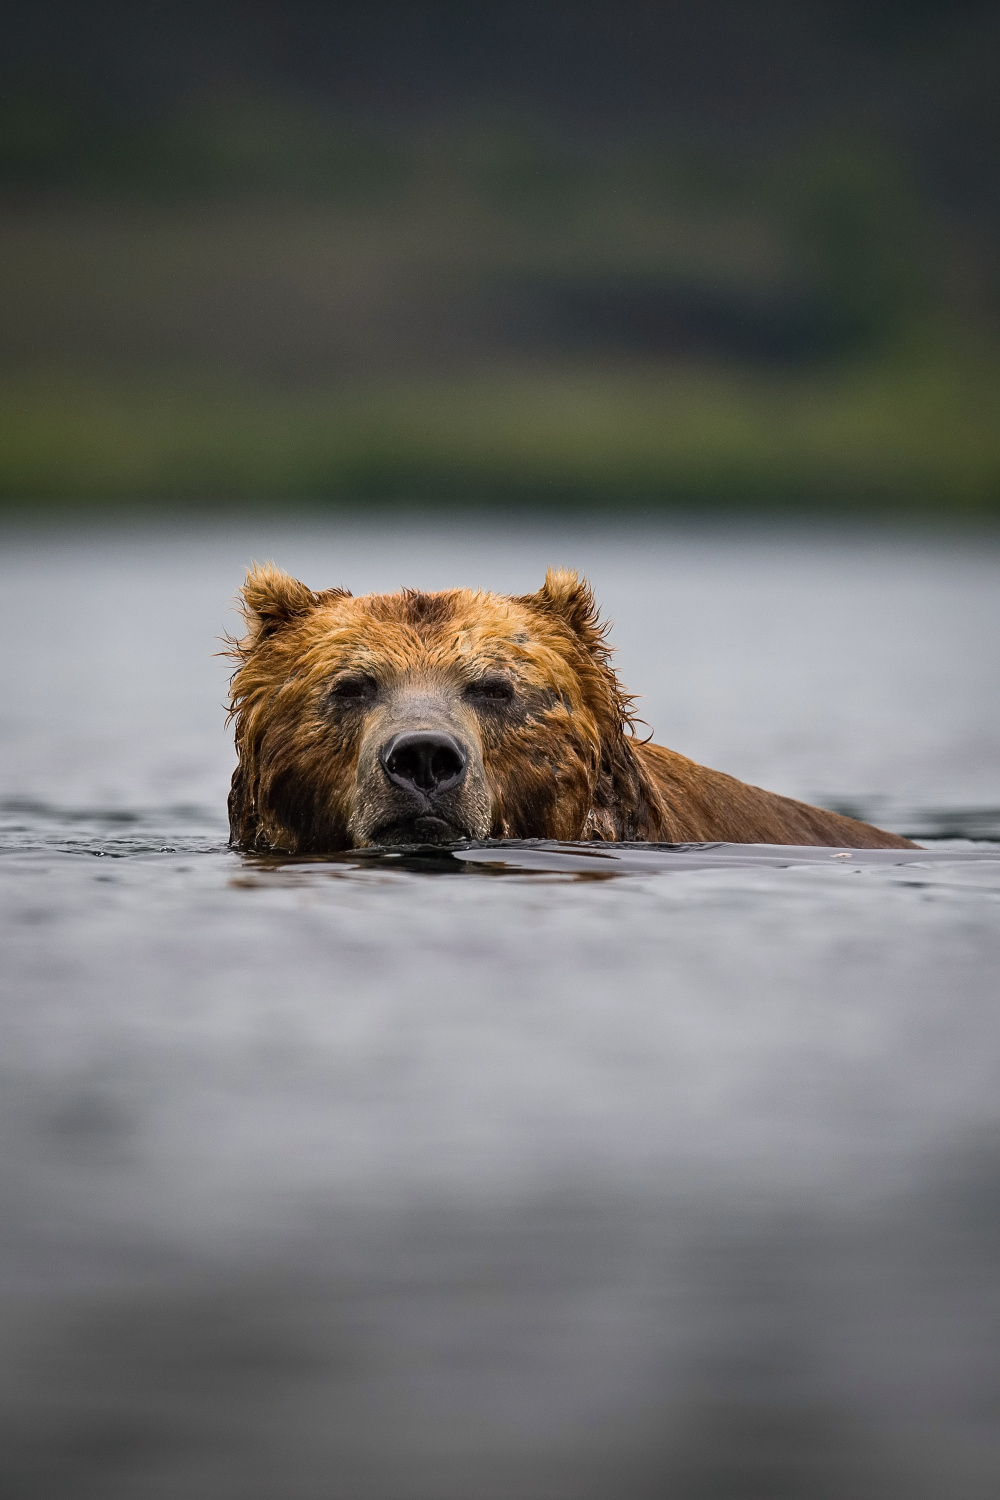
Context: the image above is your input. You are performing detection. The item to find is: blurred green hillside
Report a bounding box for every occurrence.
[1,30,999,513]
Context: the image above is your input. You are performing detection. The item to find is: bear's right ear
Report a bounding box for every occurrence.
[238,562,349,644]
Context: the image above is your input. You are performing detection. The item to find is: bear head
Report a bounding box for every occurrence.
[226,564,662,852]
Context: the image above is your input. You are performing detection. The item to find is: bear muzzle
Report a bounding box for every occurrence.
[351,701,492,847]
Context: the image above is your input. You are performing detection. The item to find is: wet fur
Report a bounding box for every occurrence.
[226,564,916,852]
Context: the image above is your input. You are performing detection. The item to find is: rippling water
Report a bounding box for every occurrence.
[1,519,999,1498]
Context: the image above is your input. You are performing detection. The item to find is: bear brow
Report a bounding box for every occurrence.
[395,590,455,627]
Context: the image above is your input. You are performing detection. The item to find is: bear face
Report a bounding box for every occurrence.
[226,564,657,853]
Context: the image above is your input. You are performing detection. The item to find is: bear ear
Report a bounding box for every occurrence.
[529,567,602,642]
[238,562,349,643]
[523,566,637,735]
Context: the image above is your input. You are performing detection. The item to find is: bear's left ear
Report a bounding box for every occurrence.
[238,562,349,643]
[527,567,603,643]
[523,567,636,736]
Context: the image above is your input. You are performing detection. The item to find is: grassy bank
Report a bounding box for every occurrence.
[2,114,997,515]
[2,348,998,514]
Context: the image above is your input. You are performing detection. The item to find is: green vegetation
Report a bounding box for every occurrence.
[1,93,998,514]
[3,348,996,512]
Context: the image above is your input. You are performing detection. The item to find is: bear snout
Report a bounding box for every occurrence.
[351,708,491,847]
[379,731,468,796]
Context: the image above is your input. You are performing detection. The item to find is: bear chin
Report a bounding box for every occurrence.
[366,815,471,848]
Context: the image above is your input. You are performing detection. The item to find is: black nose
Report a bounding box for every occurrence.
[379,731,468,795]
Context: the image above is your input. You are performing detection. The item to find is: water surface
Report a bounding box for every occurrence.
[1,520,999,1498]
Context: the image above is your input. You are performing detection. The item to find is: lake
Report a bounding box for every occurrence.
[1,517,999,1498]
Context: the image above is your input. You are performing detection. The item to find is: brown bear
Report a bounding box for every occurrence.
[226,563,916,853]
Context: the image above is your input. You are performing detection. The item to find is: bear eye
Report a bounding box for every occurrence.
[330,674,377,702]
[465,676,514,704]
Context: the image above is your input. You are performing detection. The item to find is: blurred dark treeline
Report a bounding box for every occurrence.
[1,0,998,511]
